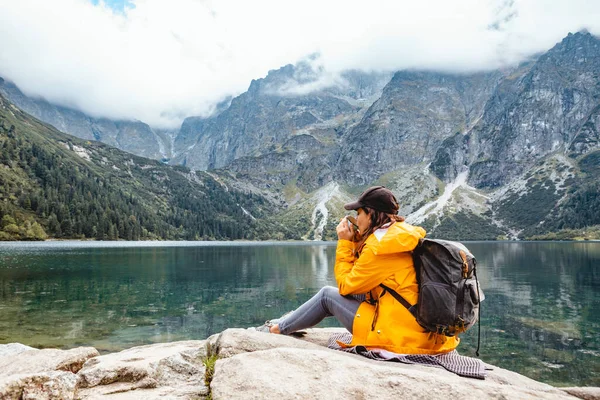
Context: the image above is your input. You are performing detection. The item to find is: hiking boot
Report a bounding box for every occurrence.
[248,311,306,336]
[250,320,276,333]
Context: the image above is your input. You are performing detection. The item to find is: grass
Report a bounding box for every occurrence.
[430,211,504,240]
[202,353,220,399]
[202,354,219,386]
[527,225,600,241]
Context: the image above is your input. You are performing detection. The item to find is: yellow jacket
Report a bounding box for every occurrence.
[335,221,459,354]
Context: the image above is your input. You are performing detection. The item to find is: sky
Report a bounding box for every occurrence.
[89,0,135,12]
[0,0,599,129]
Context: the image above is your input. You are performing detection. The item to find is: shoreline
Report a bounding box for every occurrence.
[1,238,600,244]
[1,328,599,400]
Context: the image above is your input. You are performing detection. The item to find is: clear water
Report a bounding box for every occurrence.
[0,240,598,387]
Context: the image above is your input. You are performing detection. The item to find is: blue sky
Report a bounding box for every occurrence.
[89,0,134,13]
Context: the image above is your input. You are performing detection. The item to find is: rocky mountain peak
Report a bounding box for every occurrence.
[172,61,391,171]
[247,64,294,96]
[246,61,324,98]
[558,30,598,50]
[536,30,600,73]
[336,69,501,185]
[430,30,600,190]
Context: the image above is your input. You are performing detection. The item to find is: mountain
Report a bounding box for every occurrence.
[421,31,600,238]
[172,64,392,174]
[0,79,173,160]
[0,92,292,241]
[336,70,502,185]
[433,31,600,188]
[213,31,600,241]
[0,65,392,174]
[1,31,599,241]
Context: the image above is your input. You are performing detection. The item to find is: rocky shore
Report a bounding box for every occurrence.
[1,328,599,399]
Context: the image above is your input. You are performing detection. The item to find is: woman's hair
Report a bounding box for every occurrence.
[355,207,405,255]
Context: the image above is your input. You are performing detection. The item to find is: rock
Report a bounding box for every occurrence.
[0,343,35,357]
[0,345,99,400]
[207,328,336,358]
[561,387,600,400]
[1,329,597,400]
[295,327,345,347]
[209,328,583,400]
[0,371,79,400]
[76,340,208,399]
[211,347,578,400]
[0,346,99,376]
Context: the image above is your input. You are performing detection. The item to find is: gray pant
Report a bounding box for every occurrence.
[278,286,361,335]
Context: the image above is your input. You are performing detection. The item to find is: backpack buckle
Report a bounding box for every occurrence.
[459,250,469,278]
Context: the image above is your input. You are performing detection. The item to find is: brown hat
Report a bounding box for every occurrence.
[344,186,399,214]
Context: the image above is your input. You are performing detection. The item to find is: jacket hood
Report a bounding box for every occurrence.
[368,221,426,256]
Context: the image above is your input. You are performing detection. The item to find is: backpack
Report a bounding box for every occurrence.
[381,238,483,351]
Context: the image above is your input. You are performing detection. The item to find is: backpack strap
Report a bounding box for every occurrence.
[380,283,417,318]
[474,267,482,357]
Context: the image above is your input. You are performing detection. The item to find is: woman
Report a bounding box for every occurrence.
[255,186,459,355]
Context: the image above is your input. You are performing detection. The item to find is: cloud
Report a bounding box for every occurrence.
[0,0,599,129]
[260,56,347,97]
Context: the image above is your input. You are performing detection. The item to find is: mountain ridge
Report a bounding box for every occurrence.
[0,79,173,161]
[0,92,292,241]
[1,31,599,241]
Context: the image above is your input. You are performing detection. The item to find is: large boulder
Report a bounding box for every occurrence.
[209,328,591,400]
[562,387,600,400]
[0,371,79,400]
[75,340,207,399]
[0,343,35,357]
[0,344,99,399]
[206,327,339,358]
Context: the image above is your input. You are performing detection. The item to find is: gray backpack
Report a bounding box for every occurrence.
[381,238,483,353]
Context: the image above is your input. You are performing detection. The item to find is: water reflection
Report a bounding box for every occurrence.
[0,241,598,386]
[462,242,600,386]
[311,245,331,287]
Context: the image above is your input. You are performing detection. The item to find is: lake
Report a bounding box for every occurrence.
[0,240,598,387]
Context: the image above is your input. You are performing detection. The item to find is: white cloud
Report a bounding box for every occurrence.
[0,0,598,128]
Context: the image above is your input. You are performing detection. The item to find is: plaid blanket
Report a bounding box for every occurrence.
[327,331,487,379]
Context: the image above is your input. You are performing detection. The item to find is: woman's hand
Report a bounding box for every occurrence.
[337,217,355,241]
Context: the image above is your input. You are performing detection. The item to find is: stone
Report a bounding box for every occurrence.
[75,340,208,399]
[0,343,35,357]
[561,387,600,400]
[0,371,79,400]
[0,345,99,400]
[0,346,99,376]
[209,329,580,400]
[207,328,337,358]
